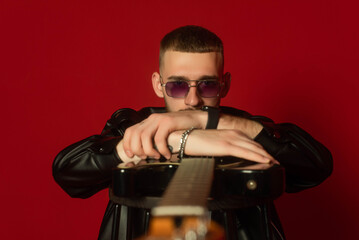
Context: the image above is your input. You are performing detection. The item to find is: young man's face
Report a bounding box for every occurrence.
[152,51,228,112]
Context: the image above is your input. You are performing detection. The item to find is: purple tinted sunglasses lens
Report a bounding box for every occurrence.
[165,81,221,98]
[198,81,220,97]
[165,81,189,98]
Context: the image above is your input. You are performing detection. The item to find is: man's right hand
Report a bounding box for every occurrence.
[121,111,208,160]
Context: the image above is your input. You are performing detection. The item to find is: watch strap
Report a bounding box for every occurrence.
[201,106,220,129]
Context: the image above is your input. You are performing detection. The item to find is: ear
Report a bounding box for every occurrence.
[152,72,164,98]
[220,72,231,97]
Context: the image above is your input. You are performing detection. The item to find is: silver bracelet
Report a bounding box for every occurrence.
[178,127,196,161]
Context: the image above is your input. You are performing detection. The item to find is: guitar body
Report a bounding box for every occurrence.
[112,157,285,210]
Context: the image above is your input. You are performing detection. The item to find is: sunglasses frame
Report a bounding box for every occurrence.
[159,75,223,98]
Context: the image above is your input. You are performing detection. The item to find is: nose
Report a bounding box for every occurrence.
[184,84,203,107]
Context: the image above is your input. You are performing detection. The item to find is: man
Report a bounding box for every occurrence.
[53,25,332,239]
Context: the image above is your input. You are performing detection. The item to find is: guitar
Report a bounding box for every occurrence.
[111,157,285,239]
[112,157,284,209]
[146,157,221,239]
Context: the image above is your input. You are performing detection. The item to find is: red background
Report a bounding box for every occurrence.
[1,0,358,239]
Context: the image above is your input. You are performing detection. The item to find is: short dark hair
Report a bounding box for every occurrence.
[159,25,224,69]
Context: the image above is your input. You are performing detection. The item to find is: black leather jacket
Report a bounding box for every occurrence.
[53,107,333,239]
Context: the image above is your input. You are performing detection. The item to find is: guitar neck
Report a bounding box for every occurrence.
[152,157,215,217]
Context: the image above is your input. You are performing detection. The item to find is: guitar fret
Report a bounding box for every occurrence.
[152,157,215,217]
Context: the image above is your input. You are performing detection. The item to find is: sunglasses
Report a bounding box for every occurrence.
[160,77,222,98]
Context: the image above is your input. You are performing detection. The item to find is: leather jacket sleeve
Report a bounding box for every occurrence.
[53,108,144,198]
[53,107,332,198]
[255,121,333,193]
[221,107,333,193]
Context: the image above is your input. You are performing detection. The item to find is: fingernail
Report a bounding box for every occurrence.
[125,150,133,157]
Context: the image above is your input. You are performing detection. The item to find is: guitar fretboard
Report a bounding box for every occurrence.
[152,157,215,217]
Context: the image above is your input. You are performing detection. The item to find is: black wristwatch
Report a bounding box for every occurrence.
[201,106,220,129]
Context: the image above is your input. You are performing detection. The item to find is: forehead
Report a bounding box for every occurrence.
[161,51,223,78]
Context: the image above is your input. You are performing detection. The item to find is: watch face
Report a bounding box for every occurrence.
[201,106,219,111]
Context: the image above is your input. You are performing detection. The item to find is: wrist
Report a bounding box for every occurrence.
[245,120,263,139]
[218,114,263,139]
[178,127,196,160]
[192,110,207,129]
[168,131,182,153]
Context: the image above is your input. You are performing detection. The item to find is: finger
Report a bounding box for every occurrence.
[117,162,127,168]
[129,128,146,159]
[242,146,274,162]
[230,146,272,163]
[123,127,134,158]
[141,130,161,159]
[154,128,172,159]
[154,135,172,160]
[271,158,280,165]
[123,120,151,157]
[230,138,273,160]
[125,162,135,167]
[241,144,273,161]
[136,160,148,165]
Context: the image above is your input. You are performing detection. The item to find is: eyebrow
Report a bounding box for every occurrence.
[167,75,219,81]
